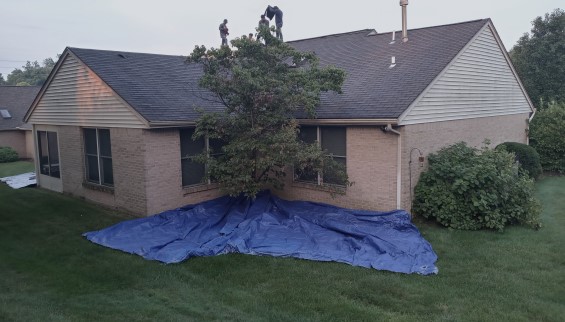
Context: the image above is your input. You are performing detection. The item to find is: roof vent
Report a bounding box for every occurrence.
[118,54,128,59]
[0,109,12,119]
[400,0,409,42]
[390,31,396,44]
[367,30,378,36]
[389,56,396,69]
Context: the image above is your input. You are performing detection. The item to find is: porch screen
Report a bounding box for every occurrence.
[37,131,60,178]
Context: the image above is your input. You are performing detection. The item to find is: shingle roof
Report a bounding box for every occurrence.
[0,86,41,131]
[66,19,489,123]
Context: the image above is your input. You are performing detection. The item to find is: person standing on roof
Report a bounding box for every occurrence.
[219,19,229,46]
[265,5,283,41]
[257,14,270,41]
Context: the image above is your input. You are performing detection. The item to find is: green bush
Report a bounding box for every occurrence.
[496,142,542,179]
[0,146,19,163]
[529,103,565,173]
[413,142,541,231]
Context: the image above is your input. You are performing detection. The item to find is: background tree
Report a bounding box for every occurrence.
[187,28,347,198]
[5,57,57,86]
[529,103,565,173]
[0,73,6,85]
[510,9,565,109]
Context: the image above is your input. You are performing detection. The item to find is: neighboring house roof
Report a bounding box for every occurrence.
[0,86,41,131]
[25,18,533,126]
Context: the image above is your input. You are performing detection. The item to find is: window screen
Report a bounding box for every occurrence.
[180,129,206,186]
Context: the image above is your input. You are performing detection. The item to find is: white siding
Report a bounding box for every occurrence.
[400,25,532,125]
[28,54,147,128]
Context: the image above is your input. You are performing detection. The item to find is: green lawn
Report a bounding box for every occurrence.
[0,162,564,321]
[0,161,34,177]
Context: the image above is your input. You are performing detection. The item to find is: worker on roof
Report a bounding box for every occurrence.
[257,14,270,41]
[219,19,229,46]
[265,5,283,41]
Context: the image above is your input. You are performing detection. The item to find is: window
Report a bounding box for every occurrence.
[84,128,113,186]
[37,131,60,178]
[180,128,206,186]
[180,129,225,187]
[296,126,347,185]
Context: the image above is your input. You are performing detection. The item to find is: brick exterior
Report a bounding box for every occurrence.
[49,126,223,216]
[276,127,399,210]
[400,113,530,212]
[36,113,529,216]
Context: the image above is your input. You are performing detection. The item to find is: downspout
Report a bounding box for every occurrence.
[383,124,402,209]
[526,108,536,145]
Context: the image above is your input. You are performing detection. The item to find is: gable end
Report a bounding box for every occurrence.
[26,52,148,128]
[399,23,533,125]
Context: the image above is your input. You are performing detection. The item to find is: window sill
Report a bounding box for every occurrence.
[183,183,219,195]
[82,181,115,194]
[292,181,346,194]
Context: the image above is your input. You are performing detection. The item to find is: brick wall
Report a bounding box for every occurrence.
[58,125,117,208]
[111,128,147,215]
[400,113,530,212]
[142,129,223,215]
[276,127,399,211]
[42,114,530,216]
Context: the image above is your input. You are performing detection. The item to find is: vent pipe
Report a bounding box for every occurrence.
[400,0,408,42]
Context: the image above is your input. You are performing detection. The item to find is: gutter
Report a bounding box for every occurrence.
[383,124,402,209]
[299,119,399,126]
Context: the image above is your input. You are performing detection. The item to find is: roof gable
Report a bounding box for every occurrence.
[25,52,148,128]
[399,22,534,125]
[289,19,490,120]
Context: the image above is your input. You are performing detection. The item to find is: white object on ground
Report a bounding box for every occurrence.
[0,172,37,189]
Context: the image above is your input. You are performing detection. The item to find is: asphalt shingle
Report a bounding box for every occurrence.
[67,19,489,123]
[0,86,41,131]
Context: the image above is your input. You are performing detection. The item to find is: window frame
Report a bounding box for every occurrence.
[83,128,114,187]
[180,129,225,188]
[37,130,60,178]
[295,126,347,186]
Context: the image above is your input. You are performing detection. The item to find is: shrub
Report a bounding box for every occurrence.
[413,142,541,231]
[529,103,565,173]
[496,142,542,179]
[0,146,19,163]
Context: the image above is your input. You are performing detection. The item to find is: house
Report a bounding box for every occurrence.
[23,19,534,216]
[0,85,41,159]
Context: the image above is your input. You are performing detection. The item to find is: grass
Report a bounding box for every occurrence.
[0,160,34,177]
[0,162,564,321]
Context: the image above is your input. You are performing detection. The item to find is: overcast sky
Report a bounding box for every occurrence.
[0,0,562,77]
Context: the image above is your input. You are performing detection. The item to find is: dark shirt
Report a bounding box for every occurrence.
[219,22,228,37]
[265,6,283,27]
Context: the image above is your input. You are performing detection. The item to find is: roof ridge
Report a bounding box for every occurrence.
[287,29,376,43]
[287,19,488,43]
[68,47,184,58]
[397,18,489,34]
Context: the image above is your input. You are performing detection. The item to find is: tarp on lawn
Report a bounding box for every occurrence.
[84,191,438,275]
[0,172,36,189]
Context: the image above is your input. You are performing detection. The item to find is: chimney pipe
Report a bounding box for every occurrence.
[400,0,408,42]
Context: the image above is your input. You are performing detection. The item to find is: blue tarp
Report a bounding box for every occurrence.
[84,191,438,275]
